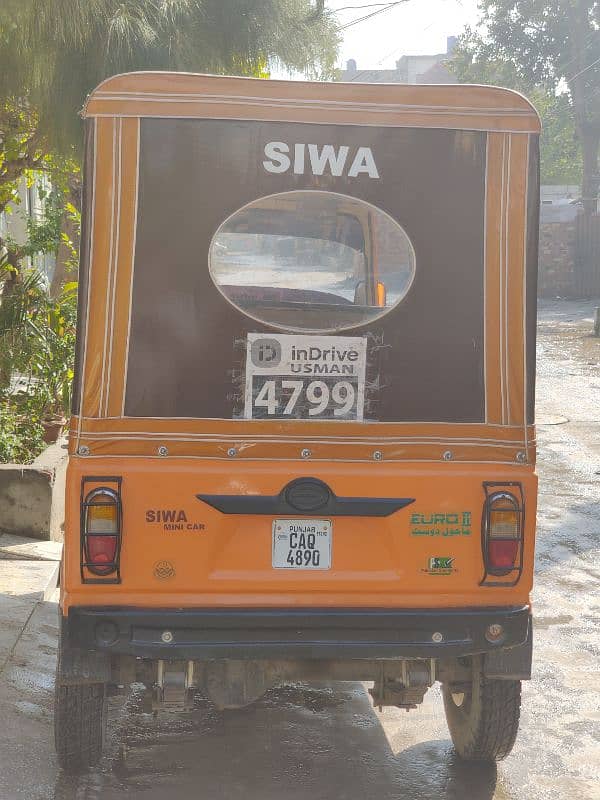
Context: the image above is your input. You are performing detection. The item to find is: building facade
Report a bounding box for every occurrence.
[339,37,457,84]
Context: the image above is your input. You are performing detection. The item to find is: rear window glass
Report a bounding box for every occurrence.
[208,190,415,332]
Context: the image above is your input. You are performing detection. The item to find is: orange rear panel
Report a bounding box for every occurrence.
[62,458,536,611]
[63,75,539,614]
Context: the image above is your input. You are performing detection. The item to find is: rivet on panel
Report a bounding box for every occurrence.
[301,448,311,459]
[227,447,237,457]
[161,631,174,644]
[516,451,527,463]
[442,450,453,461]
[373,450,383,461]
[157,446,169,457]
[431,632,443,643]
[77,445,90,456]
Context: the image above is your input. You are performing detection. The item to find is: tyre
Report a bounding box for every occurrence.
[442,656,521,762]
[54,631,107,772]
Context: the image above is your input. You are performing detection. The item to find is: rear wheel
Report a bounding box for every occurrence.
[54,630,107,772]
[442,656,521,762]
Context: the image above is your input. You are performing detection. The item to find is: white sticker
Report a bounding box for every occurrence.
[244,333,367,421]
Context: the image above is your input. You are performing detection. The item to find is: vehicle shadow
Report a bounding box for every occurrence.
[52,682,503,800]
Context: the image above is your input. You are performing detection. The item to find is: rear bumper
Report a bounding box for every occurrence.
[66,605,531,661]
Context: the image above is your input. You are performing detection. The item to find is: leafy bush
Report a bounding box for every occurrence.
[0,139,80,462]
[0,399,45,463]
[26,280,78,420]
[0,263,77,462]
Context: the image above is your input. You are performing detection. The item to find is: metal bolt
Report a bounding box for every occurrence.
[161,631,174,644]
[227,447,237,457]
[431,632,443,643]
[301,448,311,459]
[157,445,168,457]
[442,450,453,461]
[373,450,383,461]
[516,451,527,463]
[77,445,90,456]
[485,623,505,643]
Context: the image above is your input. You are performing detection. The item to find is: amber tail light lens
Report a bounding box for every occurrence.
[481,485,524,584]
[81,483,122,581]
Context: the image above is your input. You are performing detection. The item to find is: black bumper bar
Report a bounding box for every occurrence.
[66,605,531,661]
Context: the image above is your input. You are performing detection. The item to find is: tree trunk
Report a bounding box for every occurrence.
[0,240,24,392]
[570,1,599,215]
[49,175,81,297]
[580,127,599,215]
[0,237,23,300]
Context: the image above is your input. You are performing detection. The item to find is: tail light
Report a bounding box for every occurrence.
[481,483,524,586]
[81,477,122,583]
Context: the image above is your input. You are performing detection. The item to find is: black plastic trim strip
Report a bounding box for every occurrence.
[197,494,414,516]
[197,478,414,517]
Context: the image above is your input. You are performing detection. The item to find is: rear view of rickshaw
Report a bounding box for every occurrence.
[55,73,540,771]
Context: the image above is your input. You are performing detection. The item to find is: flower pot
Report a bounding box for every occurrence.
[42,417,66,444]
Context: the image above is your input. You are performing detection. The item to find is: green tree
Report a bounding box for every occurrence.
[451,36,583,186]
[0,100,46,273]
[0,0,339,293]
[0,100,44,218]
[450,1,599,212]
[1,0,339,153]
[0,105,80,299]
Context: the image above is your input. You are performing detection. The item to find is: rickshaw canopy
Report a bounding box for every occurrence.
[71,73,540,466]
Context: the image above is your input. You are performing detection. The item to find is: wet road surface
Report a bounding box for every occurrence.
[1,300,598,800]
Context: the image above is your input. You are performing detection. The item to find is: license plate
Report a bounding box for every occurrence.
[272,519,332,569]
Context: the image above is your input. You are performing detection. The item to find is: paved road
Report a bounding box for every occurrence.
[1,300,599,800]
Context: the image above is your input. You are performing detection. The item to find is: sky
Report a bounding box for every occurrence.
[329,0,480,71]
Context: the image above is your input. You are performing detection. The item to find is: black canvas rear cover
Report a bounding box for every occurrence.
[125,119,486,423]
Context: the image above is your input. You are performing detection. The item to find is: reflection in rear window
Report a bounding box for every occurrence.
[209,190,415,332]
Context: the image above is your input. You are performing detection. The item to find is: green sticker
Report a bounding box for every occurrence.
[410,512,472,537]
[422,556,457,575]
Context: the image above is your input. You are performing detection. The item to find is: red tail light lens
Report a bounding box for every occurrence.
[488,539,519,569]
[481,486,524,583]
[82,485,122,579]
[86,534,118,575]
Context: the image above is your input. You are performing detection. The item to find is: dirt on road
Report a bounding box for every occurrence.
[1,300,598,800]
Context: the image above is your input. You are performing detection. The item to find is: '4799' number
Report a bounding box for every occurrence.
[252,378,357,419]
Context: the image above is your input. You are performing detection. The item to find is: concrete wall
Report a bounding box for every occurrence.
[0,442,66,541]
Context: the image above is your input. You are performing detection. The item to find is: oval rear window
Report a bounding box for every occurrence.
[209,190,416,332]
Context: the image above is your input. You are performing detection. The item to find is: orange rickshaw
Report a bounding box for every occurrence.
[55,72,540,771]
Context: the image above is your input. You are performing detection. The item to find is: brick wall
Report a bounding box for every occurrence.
[538,221,578,297]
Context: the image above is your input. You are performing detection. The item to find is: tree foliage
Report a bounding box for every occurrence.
[0,100,45,218]
[1,0,339,153]
[451,37,583,185]
[0,107,79,288]
[450,1,599,209]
